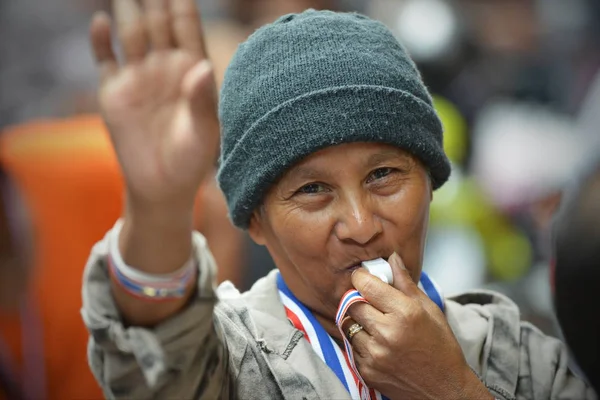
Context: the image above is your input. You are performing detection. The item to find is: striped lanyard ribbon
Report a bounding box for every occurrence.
[277,271,444,400]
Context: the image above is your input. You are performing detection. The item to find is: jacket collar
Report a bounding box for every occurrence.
[227,270,520,398]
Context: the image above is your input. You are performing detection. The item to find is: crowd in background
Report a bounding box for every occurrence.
[1,0,599,363]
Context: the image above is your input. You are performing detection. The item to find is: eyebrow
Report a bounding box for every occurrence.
[366,150,411,167]
[286,165,331,182]
[285,150,411,183]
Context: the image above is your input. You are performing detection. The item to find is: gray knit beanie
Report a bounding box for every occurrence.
[217,10,451,229]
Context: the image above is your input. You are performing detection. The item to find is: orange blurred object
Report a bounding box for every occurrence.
[0,115,204,399]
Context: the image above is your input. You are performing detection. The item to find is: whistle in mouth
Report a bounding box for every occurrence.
[361,258,393,285]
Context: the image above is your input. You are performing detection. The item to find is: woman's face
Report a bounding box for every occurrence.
[249,142,432,320]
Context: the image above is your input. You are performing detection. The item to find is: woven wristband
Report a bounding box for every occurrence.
[107,220,196,301]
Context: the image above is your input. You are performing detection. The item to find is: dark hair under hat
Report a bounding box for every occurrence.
[217,9,451,228]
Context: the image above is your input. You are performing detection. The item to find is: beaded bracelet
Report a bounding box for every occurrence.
[107,220,196,301]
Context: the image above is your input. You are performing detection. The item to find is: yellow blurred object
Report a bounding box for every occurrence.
[432,95,468,165]
[429,95,532,281]
[488,229,532,281]
[430,170,532,282]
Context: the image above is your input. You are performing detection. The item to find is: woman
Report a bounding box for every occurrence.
[82,1,594,399]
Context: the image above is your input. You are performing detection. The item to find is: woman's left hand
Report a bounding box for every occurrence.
[346,253,493,400]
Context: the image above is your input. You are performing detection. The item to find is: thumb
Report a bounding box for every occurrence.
[389,252,420,297]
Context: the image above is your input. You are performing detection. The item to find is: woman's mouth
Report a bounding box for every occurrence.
[344,256,390,272]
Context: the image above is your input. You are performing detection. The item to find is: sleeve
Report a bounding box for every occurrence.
[80,229,235,400]
[516,322,597,400]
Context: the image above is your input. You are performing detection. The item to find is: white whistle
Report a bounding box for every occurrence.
[361,258,393,285]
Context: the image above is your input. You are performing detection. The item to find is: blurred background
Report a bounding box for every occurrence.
[0,1,599,398]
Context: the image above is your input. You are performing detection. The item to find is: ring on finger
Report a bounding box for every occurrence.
[347,323,364,340]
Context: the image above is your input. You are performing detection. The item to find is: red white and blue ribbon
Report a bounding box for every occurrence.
[277,271,444,400]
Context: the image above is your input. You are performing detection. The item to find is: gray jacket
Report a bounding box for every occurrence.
[82,231,596,399]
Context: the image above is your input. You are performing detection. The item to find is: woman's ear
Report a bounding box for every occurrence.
[247,210,267,246]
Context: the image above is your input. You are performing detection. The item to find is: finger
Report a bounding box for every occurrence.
[90,11,119,82]
[183,60,217,116]
[143,0,173,50]
[170,0,206,57]
[351,268,409,313]
[340,317,371,357]
[113,0,148,63]
[345,302,384,332]
[347,326,371,357]
[389,252,421,297]
[353,351,377,382]
[182,60,220,160]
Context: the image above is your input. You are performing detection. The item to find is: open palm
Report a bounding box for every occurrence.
[90,0,219,206]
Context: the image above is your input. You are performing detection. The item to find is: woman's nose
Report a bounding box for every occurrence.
[334,196,383,245]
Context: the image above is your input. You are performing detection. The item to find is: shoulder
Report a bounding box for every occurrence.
[446,290,522,361]
[446,290,594,400]
[214,270,308,380]
[214,269,289,341]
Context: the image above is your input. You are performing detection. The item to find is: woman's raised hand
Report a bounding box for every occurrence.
[90,0,219,210]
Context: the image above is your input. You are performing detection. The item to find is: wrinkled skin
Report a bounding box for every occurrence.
[249,142,491,399]
[249,143,431,326]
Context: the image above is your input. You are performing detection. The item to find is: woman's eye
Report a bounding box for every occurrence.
[368,167,394,182]
[297,183,326,195]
